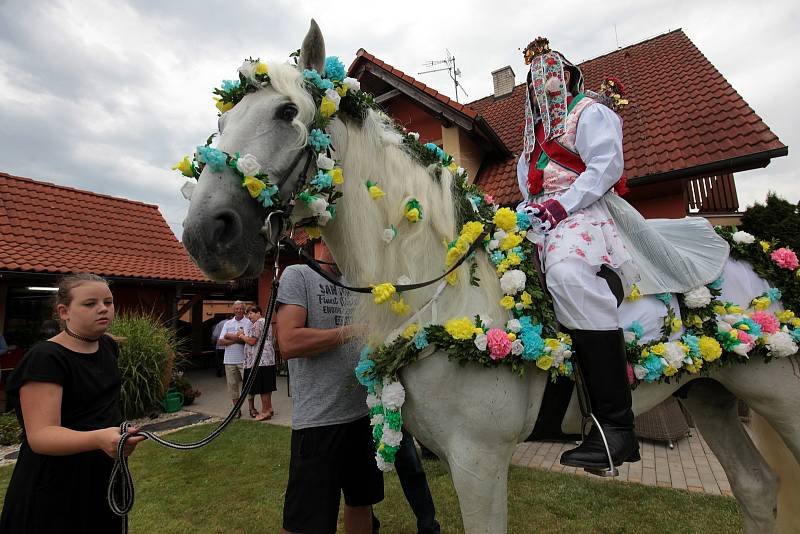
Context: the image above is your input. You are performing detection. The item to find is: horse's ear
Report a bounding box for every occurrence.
[298,19,325,73]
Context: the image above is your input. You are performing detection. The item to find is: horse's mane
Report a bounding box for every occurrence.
[269,62,503,338]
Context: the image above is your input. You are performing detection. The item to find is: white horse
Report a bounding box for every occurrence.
[182,21,800,533]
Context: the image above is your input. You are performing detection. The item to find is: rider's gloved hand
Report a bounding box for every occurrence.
[521,198,568,233]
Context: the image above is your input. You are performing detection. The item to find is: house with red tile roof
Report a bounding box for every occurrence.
[0,172,251,357]
[349,30,787,223]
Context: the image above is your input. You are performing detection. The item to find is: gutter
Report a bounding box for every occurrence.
[628,147,788,187]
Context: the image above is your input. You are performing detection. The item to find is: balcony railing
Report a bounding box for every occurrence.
[684,174,739,214]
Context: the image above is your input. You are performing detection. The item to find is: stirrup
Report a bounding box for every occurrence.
[573,359,618,477]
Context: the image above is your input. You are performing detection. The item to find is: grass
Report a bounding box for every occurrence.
[0,422,742,533]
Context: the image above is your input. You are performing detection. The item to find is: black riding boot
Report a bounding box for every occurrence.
[560,329,640,470]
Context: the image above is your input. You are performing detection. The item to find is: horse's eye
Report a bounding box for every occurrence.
[278,103,298,121]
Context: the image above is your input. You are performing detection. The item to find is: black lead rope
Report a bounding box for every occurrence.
[108,277,282,533]
[279,223,495,294]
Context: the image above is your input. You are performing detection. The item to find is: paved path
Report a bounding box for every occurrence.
[186,367,732,496]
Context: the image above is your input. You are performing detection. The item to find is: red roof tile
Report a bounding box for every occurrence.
[469,30,786,205]
[349,49,479,120]
[0,172,210,282]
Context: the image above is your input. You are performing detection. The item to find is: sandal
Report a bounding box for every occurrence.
[255,412,272,421]
[249,407,258,419]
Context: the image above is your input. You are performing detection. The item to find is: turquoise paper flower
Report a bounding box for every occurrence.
[308,129,331,151]
[196,146,228,172]
[324,56,346,81]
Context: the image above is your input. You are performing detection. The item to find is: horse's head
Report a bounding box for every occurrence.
[182,21,327,280]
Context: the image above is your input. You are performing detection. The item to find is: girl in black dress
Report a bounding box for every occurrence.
[0,273,144,533]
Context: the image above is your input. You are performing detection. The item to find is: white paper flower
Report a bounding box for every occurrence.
[487,239,500,251]
[720,314,743,325]
[493,229,508,241]
[500,270,527,295]
[324,88,341,107]
[366,393,381,409]
[308,196,329,216]
[479,315,493,328]
[515,302,523,310]
[716,320,733,333]
[457,167,465,175]
[317,153,335,170]
[623,330,637,344]
[474,334,488,351]
[381,426,403,447]
[683,286,712,309]
[180,181,195,201]
[382,227,397,243]
[506,319,521,333]
[238,60,257,81]
[236,153,262,177]
[316,210,332,226]
[511,340,524,356]
[634,365,647,380]
[766,332,798,358]
[732,343,751,357]
[370,414,384,427]
[381,380,405,410]
[375,453,393,472]
[664,342,685,369]
[732,231,755,244]
[343,77,361,91]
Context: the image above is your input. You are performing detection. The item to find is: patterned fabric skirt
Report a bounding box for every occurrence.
[532,191,640,294]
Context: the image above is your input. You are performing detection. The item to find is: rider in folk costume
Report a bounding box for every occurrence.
[516,37,729,470]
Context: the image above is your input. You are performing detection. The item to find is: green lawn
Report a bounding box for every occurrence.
[0,422,742,533]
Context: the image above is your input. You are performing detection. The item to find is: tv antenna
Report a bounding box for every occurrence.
[418,49,468,102]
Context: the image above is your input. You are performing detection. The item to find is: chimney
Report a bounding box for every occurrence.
[491,66,515,98]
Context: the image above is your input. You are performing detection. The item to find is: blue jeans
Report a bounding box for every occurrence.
[372,429,440,534]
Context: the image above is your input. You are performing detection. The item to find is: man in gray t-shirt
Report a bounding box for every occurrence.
[276,245,383,534]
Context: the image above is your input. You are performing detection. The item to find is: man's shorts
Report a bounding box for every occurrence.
[282,416,384,533]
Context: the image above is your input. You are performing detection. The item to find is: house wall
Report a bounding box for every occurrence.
[385,96,442,144]
[625,180,685,219]
[112,284,176,320]
[441,125,484,184]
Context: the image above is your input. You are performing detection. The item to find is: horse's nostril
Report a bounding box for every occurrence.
[211,210,242,245]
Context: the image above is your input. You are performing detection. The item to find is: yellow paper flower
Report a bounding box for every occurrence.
[777,310,795,323]
[496,259,510,275]
[445,247,462,267]
[330,168,344,185]
[493,207,517,231]
[320,97,337,118]
[242,176,266,198]
[760,241,771,252]
[460,221,485,243]
[670,318,683,334]
[473,327,484,336]
[687,314,704,328]
[401,323,418,339]
[171,156,194,178]
[627,284,641,301]
[255,62,268,75]
[336,85,348,97]
[699,336,722,362]
[368,185,385,199]
[544,338,560,351]
[727,305,744,314]
[500,296,515,309]
[215,99,235,113]
[792,318,800,328]
[650,343,666,356]
[305,226,321,239]
[713,305,727,315]
[444,317,476,340]
[506,252,521,266]
[372,283,396,304]
[558,332,572,345]
[405,208,421,223]
[391,298,411,316]
[453,236,470,255]
[445,271,458,286]
[536,356,554,371]
[752,297,771,311]
[520,291,533,309]
[507,332,517,341]
[663,365,678,377]
[447,162,458,173]
[499,232,523,251]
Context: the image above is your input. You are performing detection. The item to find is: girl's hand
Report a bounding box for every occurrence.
[95,426,146,458]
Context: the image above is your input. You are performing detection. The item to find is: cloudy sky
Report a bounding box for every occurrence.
[1,0,797,238]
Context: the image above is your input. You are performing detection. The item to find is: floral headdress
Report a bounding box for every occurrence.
[522,37,586,157]
[174,55,372,229]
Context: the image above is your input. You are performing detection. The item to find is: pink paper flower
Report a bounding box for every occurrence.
[484,194,495,204]
[736,331,754,345]
[771,247,799,270]
[626,362,635,385]
[486,328,512,360]
[751,311,780,334]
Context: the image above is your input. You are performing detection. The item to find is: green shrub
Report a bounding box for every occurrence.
[740,193,800,251]
[0,412,21,445]
[109,313,186,419]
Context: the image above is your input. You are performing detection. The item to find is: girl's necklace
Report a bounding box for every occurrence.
[64,326,101,343]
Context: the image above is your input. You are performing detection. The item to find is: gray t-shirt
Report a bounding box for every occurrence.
[277,264,366,429]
